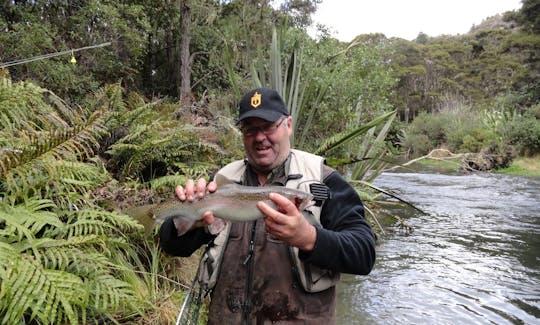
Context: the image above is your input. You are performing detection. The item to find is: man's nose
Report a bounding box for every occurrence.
[253,128,268,139]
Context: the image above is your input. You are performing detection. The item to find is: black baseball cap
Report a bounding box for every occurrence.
[238,88,289,123]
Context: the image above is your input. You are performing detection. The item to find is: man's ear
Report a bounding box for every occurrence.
[286,116,293,136]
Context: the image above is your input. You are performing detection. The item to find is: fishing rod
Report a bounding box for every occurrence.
[0,42,111,68]
[175,258,203,325]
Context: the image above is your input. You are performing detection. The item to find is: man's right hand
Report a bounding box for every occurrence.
[175,178,219,230]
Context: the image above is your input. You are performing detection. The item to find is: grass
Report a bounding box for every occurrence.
[495,155,540,177]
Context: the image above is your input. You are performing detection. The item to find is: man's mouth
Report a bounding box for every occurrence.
[256,145,270,152]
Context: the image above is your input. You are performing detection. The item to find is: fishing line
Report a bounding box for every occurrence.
[0,42,111,68]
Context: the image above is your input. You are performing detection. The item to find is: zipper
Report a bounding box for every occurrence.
[242,221,257,324]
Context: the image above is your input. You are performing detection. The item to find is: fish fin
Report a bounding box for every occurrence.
[207,218,227,235]
[214,174,235,187]
[173,217,196,236]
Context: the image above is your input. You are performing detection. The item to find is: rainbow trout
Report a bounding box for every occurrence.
[126,176,314,236]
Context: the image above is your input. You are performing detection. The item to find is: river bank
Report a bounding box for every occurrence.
[409,153,540,177]
[495,155,540,177]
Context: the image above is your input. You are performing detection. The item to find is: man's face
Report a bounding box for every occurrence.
[240,116,292,174]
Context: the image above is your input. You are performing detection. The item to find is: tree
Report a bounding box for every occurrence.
[278,0,322,28]
[179,0,195,106]
[519,0,540,34]
[0,0,150,101]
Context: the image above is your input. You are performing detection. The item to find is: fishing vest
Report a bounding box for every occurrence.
[197,149,341,293]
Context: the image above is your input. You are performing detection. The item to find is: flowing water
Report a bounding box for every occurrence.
[337,172,540,325]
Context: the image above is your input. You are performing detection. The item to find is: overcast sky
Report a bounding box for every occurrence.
[309,0,523,41]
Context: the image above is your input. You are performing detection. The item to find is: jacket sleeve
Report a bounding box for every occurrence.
[158,217,214,257]
[298,170,376,275]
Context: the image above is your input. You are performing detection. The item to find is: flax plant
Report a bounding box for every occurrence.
[244,27,400,233]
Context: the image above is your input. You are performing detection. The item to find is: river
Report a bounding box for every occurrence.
[337,172,540,325]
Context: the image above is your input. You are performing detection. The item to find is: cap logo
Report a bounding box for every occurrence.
[250,92,262,108]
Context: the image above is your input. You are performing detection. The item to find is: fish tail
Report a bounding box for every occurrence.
[124,205,156,236]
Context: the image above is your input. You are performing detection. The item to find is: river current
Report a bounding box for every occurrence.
[337,172,540,324]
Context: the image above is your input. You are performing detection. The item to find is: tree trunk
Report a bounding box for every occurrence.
[178,0,193,107]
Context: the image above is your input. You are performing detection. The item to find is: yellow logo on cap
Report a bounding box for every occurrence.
[250,92,262,108]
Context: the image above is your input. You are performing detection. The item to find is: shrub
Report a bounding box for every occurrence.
[499,115,540,156]
[456,127,499,153]
[399,112,449,156]
[398,131,432,157]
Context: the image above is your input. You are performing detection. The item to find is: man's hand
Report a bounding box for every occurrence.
[175,178,218,230]
[257,192,317,251]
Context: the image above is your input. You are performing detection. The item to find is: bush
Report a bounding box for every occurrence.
[399,131,432,156]
[499,115,540,156]
[456,127,499,153]
[399,112,449,156]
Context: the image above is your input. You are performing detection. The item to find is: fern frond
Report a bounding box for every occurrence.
[0,242,86,324]
[0,109,108,180]
[3,157,109,208]
[0,199,63,242]
[0,78,47,132]
[62,209,143,238]
[90,271,135,314]
[149,174,189,191]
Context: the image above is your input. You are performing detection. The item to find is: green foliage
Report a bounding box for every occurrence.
[398,112,448,155]
[498,113,540,156]
[106,123,223,182]
[0,0,150,101]
[0,77,146,323]
[387,10,537,126]
[400,107,502,156]
[0,202,141,324]
[517,0,540,34]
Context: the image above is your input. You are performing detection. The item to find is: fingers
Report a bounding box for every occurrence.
[258,192,298,219]
[195,178,207,199]
[207,180,218,193]
[257,193,299,231]
[175,178,217,202]
[258,192,317,251]
[192,211,216,228]
[175,184,187,201]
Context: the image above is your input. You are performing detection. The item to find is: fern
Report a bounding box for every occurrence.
[0,199,63,242]
[106,123,223,181]
[0,78,148,323]
[0,74,233,323]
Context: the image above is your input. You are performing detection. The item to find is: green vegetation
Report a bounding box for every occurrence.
[0,0,539,323]
[495,155,540,177]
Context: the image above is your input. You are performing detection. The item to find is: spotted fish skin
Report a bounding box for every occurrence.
[125,181,314,236]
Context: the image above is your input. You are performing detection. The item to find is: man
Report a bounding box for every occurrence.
[159,87,376,324]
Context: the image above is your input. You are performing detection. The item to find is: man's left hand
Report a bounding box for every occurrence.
[257,193,317,251]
